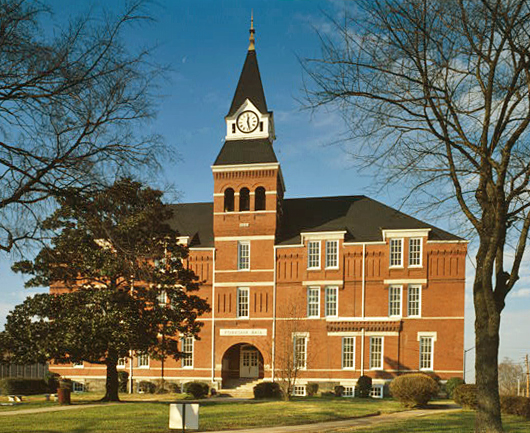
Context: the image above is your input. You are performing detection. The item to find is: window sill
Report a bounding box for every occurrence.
[408,265,423,269]
[324,266,339,270]
[137,366,150,369]
[389,265,404,269]
[342,367,355,371]
[307,267,321,271]
[307,316,320,320]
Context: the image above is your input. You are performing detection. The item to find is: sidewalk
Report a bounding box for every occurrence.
[205,405,462,433]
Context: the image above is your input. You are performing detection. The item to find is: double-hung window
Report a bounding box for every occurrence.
[293,335,307,369]
[409,238,422,267]
[237,287,249,318]
[388,285,402,317]
[369,337,383,370]
[182,336,194,368]
[325,240,338,269]
[117,358,127,368]
[325,286,338,317]
[137,352,149,368]
[238,241,250,270]
[307,241,321,269]
[408,285,421,317]
[157,290,167,306]
[389,238,403,267]
[342,337,355,369]
[419,336,434,370]
[307,287,320,318]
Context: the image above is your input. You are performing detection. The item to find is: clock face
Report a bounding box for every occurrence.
[237,111,259,133]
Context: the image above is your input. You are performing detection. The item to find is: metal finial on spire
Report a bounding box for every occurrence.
[248,10,255,51]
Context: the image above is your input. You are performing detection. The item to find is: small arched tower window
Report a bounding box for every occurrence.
[255,187,266,211]
[239,188,250,211]
[224,188,234,212]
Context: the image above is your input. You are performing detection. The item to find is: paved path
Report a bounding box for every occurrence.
[206,405,462,433]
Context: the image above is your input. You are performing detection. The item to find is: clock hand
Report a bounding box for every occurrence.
[247,116,250,129]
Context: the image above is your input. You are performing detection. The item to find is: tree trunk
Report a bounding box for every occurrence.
[101,351,120,402]
[474,274,503,432]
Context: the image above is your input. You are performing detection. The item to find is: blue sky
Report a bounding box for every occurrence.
[1,0,529,379]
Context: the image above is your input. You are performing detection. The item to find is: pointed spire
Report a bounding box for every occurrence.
[248,10,255,51]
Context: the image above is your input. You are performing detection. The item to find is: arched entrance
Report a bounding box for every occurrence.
[221,343,264,382]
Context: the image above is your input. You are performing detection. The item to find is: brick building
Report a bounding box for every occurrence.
[52,23,466,396]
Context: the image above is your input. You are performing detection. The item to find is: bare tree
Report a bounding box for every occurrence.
[498,357,525,396]
[271,301,312,401]
[0,0,167,253]
[303,1,530,431]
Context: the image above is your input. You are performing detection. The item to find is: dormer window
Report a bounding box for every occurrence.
[255,187,266,210]
[240,188,250,211]
[224,188,235,212]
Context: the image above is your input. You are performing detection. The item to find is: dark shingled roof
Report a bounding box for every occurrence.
[213,139,278,166]
[166,196,462,248]
[277,196,462,244]
[227,50,268,117]
[167,202,213,248]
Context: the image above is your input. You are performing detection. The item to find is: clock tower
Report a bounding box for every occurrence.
[212,15,284,243]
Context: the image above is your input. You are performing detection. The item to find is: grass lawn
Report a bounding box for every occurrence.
[0,395,404,432]
[327,410,530,433]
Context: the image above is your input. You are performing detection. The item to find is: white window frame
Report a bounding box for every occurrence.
[137,352,149,368]
[325,240,339,269]
[237,287,250,318]
[72,361,84,369]
[388,285,402,317]
[341,336,355,370]
[72,382,85,392]
[389,238,403,268]
[408,238,422,267]
[369,336,384,370]
[181,336,194,368]
[293,334,308,370]
[370,384,384,398]
[117,358,127,369]
[325,286,338,317]
[307,286,320,318]
[238,241,250,271]
[407,284,422,317]
[292,385,306,396]
[307,241,321,269]
[419,335,435,371]
[343,386,355,397]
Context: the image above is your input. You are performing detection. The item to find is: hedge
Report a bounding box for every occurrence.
[500,396,530,418]
[0,378,49,395]
[355,375,372,398]
[453,384,477,409]
[253,382,281,399]
[183,381,209,399]
[445,377,464,399]
[390,374,439,407]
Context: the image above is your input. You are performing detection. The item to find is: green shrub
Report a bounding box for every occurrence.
[118,371,129,392]
[453,384,477,409]
[183,381,209,399]
[390,374,439,408]
[253,382,281,399]
[306,383,319,396]
[500,396,530,418]
[355,375,372,398]
[321,391,335,397]
[0,378,49,395]
[334,385,345,397]
[138,381,156,394]
[168,383,182,393]
[445,377,464,399]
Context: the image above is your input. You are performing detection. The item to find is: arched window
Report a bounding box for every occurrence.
[224,188,234,212]
[239,188,250,211]
[255,187,266,211]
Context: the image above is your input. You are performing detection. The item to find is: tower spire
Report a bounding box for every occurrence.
[248,11,255,51]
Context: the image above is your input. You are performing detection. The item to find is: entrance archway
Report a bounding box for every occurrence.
[221,343,264,382]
